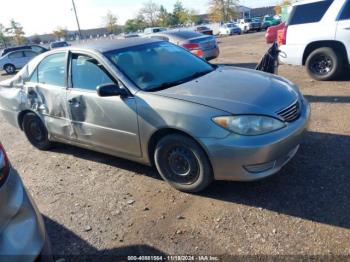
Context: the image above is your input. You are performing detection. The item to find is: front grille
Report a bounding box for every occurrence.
[277,100,301,122]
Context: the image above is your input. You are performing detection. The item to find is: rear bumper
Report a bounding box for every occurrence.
[279,44,305,65]
[0,169,51,262]
[203,47,220,61]
[200,98,310,181]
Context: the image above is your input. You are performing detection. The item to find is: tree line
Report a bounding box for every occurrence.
[123,0,240,33]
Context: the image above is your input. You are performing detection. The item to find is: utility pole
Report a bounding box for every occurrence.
[71,0,82,39]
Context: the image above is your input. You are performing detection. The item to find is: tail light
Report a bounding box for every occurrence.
[277,26,288,47]
[0,143,10,187]
[182,43,204,58]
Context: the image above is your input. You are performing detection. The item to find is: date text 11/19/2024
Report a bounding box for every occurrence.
[127,255,220,261]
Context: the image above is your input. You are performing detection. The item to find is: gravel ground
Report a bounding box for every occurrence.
[1,32,350,260]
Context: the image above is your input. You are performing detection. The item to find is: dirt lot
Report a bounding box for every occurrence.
[1,32,350,259]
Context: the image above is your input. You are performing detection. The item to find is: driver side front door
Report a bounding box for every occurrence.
[66,52,141,157]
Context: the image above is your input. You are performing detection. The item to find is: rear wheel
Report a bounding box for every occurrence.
[4,64,16,74]
[154,134,213,193]
[306,47,343,81]
[22,112,52,150]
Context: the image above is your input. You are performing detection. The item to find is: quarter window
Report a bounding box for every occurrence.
[288,1,333,25]
[37,53,66,87]
[71,54,114,91]
[339,0,350,20]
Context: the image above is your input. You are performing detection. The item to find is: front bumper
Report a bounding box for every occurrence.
[200,98,310,181]
[0,168,51,262]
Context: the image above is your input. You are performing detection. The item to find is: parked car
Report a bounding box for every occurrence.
[0,44,48,57]
[263,15,281,28]
[219,23,242,36]
[50,41,69,49]
[0,143,52,261]
[0,50,38,74]
[0,38,310,192]
[266,22,286,43]
[145,30,219,60]
[278,0,350,81]
[143,27,167,35]
[237,18,261,33]
[194,26,213,35]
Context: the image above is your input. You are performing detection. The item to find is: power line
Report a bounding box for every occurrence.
[71,0,82,39]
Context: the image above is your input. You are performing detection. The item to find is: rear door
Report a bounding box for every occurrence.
[66,52,141,157]
[8,51,26,68]
[23,50,37,65]
[24,52,71,138]
[336,0,350,63]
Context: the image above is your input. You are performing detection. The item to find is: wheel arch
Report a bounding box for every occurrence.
[17,110,40,130]
[302,40,349,65]
[147,128,213,169]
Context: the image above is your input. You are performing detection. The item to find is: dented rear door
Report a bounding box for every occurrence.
[25,52,72,138]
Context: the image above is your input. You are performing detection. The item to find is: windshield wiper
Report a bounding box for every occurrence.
[150,69,214,92]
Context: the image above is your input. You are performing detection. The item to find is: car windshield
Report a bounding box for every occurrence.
[226,23,236,28]
[105,41,215,92]
[154,28,166,33]
[51,42,68,48]
[244,19,252,22]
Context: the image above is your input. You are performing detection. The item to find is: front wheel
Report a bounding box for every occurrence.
[22,112,52,150]
[154,134,213,193]
[306,47,343,81]
[4,64,16,74]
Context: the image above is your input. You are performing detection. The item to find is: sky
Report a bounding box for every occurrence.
[0,0,281,36]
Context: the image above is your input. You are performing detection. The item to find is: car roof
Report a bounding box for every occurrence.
[153,30,202,39]
[51,38,162,53]
[293,0,330,6]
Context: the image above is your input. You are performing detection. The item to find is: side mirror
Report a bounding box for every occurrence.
[97,83,126,97]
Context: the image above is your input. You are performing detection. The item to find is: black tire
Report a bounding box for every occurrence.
[4,64,16,74]
[306,47,343,81]
[22,112,52,150]
[154,134,213,193]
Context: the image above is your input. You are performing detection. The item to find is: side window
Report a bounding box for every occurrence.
[29,68,38,83]
[289,1,333,25]
[8,51,24,59]
[24,51,36,58]
[339,0,350,20]
[31,46,45,53]
[71,54,114,91]
[38,53,66,87]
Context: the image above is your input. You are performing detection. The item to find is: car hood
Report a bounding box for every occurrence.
[155,66,299,116]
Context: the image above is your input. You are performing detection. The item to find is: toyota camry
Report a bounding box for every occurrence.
[0,38,310,192]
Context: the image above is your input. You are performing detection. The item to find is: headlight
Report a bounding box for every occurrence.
[213,115,286,136]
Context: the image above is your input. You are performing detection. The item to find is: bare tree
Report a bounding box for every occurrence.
[53,27,68,40]
[6,19,26,45]
[0,23,9,47]
[209,0,239,22]
[103,11,118,34]
[139,1,160,27]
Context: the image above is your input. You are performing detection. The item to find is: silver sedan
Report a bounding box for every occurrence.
[145,30,219,61]
[0,143,52,261]
[0,38,310,192]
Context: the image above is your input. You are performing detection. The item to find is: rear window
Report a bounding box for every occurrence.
[339,0,350,20]
[170,31,201,39]
[288,0,333,25]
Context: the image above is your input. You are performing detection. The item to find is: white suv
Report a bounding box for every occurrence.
[279,0,350,80]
